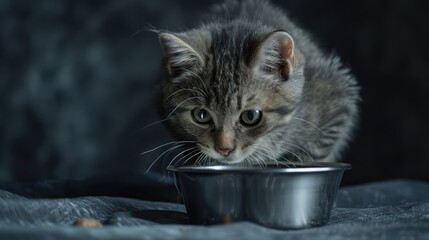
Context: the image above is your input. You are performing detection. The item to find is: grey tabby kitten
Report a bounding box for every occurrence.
[157,0,359,165]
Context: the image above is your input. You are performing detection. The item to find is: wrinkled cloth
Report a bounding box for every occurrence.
[0,179,428,240]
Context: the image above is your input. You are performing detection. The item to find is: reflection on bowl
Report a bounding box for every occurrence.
[168,162,351,229]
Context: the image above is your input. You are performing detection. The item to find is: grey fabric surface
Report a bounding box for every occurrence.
[0,179,428,240]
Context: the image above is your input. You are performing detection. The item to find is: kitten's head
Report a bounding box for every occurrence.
[158,26,305,164]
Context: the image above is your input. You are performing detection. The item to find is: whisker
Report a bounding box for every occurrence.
[281,141,315,161]
[242,156,250,166]
[257,144,278,162]
[204,155,213,166]
[254,152,270,168]
[275,146,304,163]
[173,170,180,194]
[140,141,195,155]
[289,116,327,136]
[194,153,206,165]
[135,118,171,134]
[265,135,307,163]
[166,96,202,118]
[181,69,209,98]
[166,147,198,168]
[177,149,200,165]
[131,23,160,38]
[198,154,208,166]
[195,153,206,166]
[276,158,295,167]
[244,155,262,168]
[257,144,296,167]
[184,151,203,166]
[164,88,204,102]
[255,149,276,163]
[144,144,185,174]
[159,148,199,183]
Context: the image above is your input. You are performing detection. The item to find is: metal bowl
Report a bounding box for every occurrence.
[167,162,351,229]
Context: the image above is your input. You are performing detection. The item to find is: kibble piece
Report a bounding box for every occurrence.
[73,217,102,228]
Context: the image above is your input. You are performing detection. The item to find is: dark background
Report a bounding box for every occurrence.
[1,0,428,187]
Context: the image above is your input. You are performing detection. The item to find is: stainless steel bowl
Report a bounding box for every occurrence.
[168,162,351,229]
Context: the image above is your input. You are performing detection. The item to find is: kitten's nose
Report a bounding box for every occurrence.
[216,147,234,156]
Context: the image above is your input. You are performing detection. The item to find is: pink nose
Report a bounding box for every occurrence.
[216,147,234,156]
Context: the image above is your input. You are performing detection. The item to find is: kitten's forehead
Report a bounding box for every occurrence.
[207,88,269,116]
[207,42,236,105]
[194,25,281,112]
[204,26,258,109]
[206,81,268,113]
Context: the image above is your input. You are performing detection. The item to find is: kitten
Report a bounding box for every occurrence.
[157,0,359,165]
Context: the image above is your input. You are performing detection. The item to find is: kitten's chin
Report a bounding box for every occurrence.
[214,157,245,165]
[200,148,250,165]
[207,152,248,165]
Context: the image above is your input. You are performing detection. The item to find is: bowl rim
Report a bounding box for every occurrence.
[167,162,351,173]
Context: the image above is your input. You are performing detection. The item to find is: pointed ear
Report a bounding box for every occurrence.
[158,32,204,77]
[251,31,296,80]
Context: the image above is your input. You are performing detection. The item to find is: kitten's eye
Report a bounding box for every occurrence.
[240,110,262,126]
[191,108,212,124]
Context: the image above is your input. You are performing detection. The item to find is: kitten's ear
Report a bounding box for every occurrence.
[158,32,204,77]
[251,31,296,80]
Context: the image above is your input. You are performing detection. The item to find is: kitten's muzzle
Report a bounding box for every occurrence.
[215,146,235,156]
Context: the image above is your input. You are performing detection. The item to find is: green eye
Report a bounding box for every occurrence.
[240,110,262,126]
[191,108,212,124]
